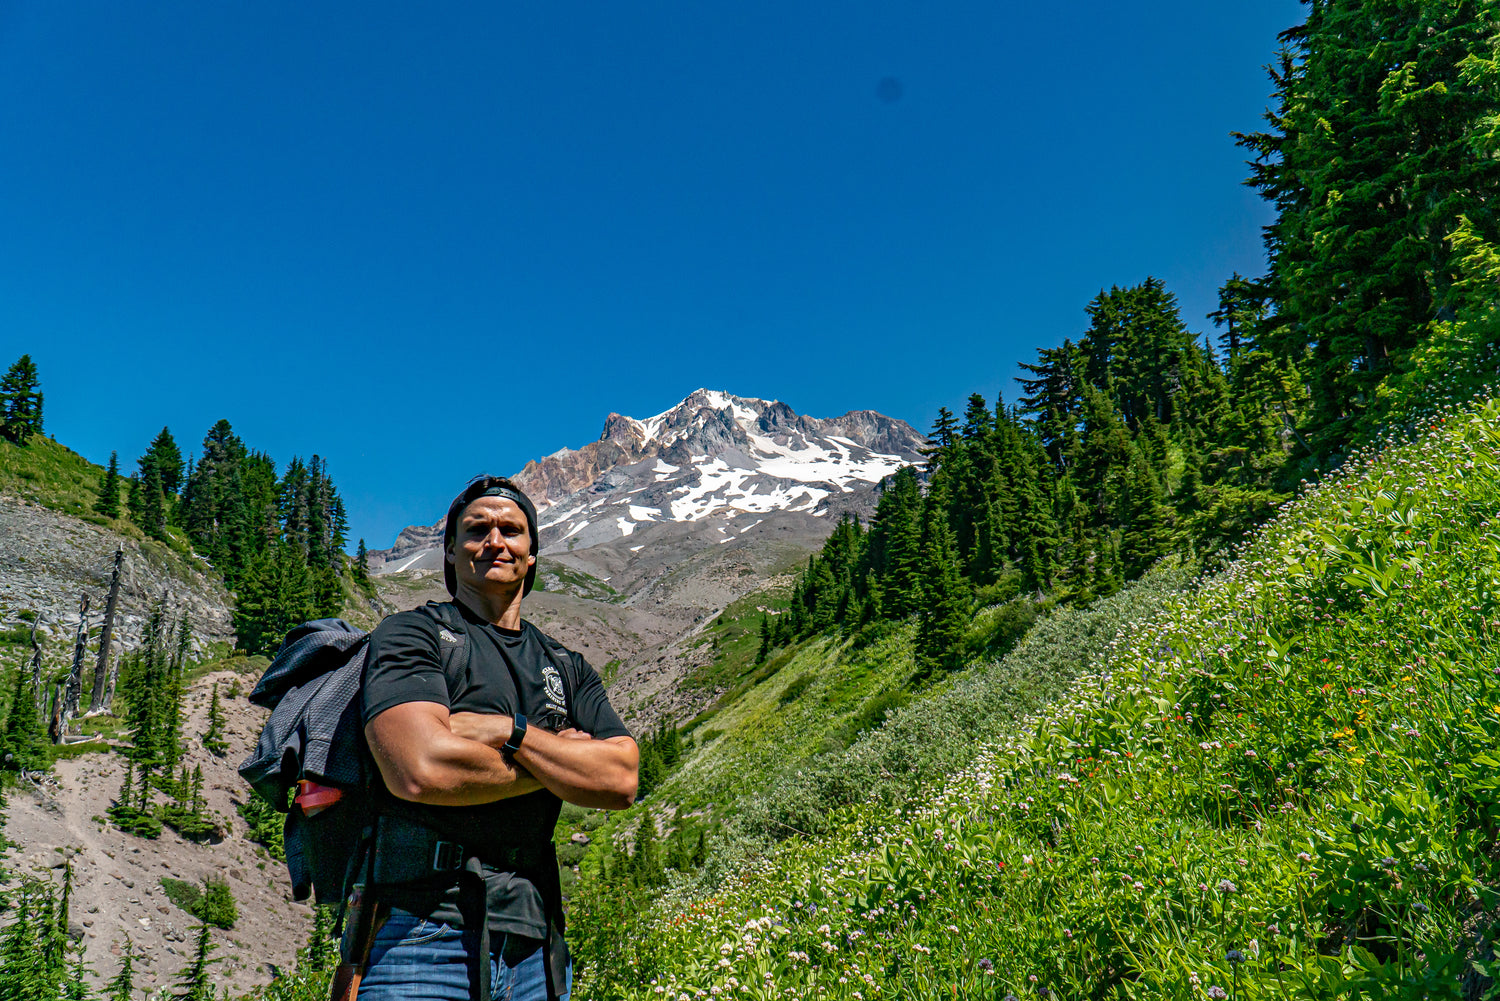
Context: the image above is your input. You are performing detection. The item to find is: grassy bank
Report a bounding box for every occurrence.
[578,397,1500,999]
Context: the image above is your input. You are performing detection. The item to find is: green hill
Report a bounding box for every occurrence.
[574,397,1500,999]
[0,434,118,527]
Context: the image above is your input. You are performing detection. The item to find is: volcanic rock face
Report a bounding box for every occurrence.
[370,390,926,569]
[524,390,923,553]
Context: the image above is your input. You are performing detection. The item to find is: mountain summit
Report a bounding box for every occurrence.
[372,390,925,572]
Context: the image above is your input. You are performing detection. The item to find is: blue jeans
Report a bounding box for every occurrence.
[357,908,571,1001]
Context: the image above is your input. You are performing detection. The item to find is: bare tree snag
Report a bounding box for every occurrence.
[104,647,121,713]
[88,546,124,714]
[58,593,89,741]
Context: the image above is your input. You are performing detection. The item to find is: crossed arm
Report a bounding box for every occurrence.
[364,703,639,811]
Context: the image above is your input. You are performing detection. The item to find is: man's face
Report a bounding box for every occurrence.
[447,495,535,594]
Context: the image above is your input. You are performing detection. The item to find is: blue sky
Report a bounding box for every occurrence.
[0,1,1305,550]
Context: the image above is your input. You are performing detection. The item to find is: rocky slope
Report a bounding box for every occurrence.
[0,493,304,996]
[0,494,235,655]
[3,664,314,998]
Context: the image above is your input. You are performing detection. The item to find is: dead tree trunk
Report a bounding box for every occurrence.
[103,647,121,713]
[88,547,124,714]
[47,681,63,743]
[58,593,89,741]
[28,620,43,715]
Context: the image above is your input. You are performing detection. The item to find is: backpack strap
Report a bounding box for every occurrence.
[418,601,475,681]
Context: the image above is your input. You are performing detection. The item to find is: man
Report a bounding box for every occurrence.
[356,475,638,1001]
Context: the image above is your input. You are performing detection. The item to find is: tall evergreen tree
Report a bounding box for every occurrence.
[202,683,227,755]
[353,538,370,585]
[865,467,924,621]
[915,509,970,676]
[1119,445,1172,579]
[2,644,48,772]
[233,542,317,656]
[923,407,959,467]
[1236,1,1500,455]
[96,451,122,519]
[140,427,185,497]
[136,462,168,541]
[0,354,44,444]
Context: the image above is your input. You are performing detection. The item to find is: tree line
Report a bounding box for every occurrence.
[2,352,373,655]
[94,418,368,655]
[776,2,1500,675]
[772,276,1290,674]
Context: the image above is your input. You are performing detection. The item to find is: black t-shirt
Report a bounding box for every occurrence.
[362,601,631,940]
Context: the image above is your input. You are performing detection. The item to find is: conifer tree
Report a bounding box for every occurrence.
[866,467,924,621]
[136,462,168,541]
[0,354,44,444]
[633,812,664,888]
[61,941,92,1001]
[1073,383,1134,528]
[104,938,136,1001]
[1119,447,1171,579]
[46,857,74,986]
[202,683,227,756]
[233,542,317,656]
[0,880,52,1001]
[173,924,217,1001]
[922,407,958,467]
[141,427,185,497]
[1236,1,1500,455]
[915,510,970,677]
[2,650,48,772]
[97,451,122,519]
[1018,342,1084,469]
[755,613,770,665]
[353,538,370,586]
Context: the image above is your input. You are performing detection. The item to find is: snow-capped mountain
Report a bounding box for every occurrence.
[371,390,926,573]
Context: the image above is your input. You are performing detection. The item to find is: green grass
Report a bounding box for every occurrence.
[574,396,1500,1000]
[679,587,791,693]
[538,559,624,603]
[0,434,120,524]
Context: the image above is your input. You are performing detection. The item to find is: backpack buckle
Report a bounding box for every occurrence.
[432,840,465,872]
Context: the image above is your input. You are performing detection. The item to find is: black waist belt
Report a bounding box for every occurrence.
[367,814,568,1001]
[370,814,549,885]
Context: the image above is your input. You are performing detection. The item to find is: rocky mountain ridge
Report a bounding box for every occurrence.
[368,389,925,573]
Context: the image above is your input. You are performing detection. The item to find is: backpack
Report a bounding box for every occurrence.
[235,603,458,911]
[238,601,581,913]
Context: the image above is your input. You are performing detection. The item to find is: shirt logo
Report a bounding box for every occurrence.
[438,628,462,645]
[542,664,566,710]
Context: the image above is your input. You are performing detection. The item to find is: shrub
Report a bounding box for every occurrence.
[196,877,237,929]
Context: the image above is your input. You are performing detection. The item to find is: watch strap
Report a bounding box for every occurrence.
[502,714,528,754]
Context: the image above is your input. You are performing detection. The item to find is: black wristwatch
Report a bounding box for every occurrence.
[502,714,528,754]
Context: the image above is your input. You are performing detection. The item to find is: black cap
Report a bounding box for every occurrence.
[442,476,540,597]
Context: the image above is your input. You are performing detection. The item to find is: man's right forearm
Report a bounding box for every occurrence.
[365,703,545,806]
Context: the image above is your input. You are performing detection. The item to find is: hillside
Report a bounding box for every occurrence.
[572,398,1500,999]
[0,436,375,997]
[2,658,318,998]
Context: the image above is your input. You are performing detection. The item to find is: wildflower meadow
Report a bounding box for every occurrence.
[579,397,1500,999]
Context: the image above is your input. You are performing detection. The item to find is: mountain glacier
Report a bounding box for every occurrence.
[371,389,926,573]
